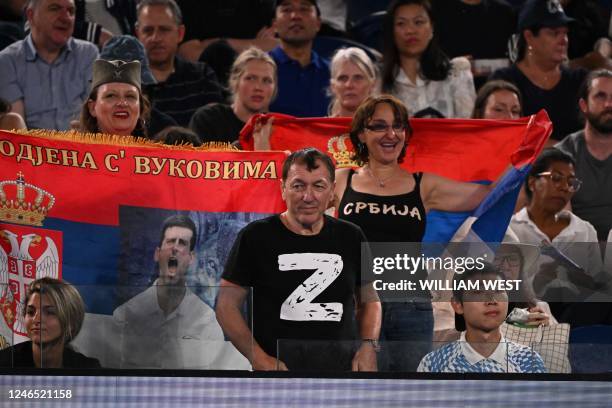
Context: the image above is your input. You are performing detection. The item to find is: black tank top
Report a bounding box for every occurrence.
[338,169,427,243]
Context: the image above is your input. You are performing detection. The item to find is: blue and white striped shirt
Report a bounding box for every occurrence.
[418,333,547,373]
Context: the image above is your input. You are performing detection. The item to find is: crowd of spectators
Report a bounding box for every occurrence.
[0,0,611,373]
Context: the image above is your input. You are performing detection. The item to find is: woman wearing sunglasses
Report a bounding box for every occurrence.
[335,95,501,371]
[506,148,603,292]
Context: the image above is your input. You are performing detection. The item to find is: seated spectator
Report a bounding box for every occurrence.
[490,0,587,141]
[418,264,547,373]
[381,0,476,118]
[269,0,331,117]
[0,97,26,130]
[471,80,522,120]
[555,69,612,242]
[432,0,516,87]
[154,125,201,146]
[434,244,557,347]
[471,80,534,211]
[0,0,98,130]
[80,59,150,137]
[0,277,101,368]
[328,47,377,117]
[136,0,224,127]
[506,148,603,293]
[98,34,177,137]
[190,47,277,145]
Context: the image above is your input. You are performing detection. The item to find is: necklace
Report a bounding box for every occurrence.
[365,164,397,188]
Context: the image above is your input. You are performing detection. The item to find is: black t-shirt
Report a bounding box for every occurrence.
[0,341,101,368]
[189,103,245,144]
[433,0,516,60]
[338,170,426,243]
[178,0,274,42]
[490,65,587,141]
[223,215,367,370]
[338,170,430,301]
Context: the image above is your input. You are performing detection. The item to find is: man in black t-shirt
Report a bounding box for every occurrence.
[217,148,381,371]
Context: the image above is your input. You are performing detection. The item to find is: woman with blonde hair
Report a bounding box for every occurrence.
[328,47,378,118]
[0,277,100,368]
[190,46,277,144]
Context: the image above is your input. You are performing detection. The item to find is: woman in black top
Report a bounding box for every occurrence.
[335,94,502,371]
[0,278,100,368]
[490,0,587,141]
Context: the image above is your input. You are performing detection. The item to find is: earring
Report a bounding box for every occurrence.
[357,142,365,156]
[527,45,533,57]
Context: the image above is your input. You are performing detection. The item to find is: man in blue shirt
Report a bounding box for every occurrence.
[269,0,330,117]
[0,0,98,130]
[418,263,547,373]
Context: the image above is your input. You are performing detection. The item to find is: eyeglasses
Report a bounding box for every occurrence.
[365,123,406,134]
[493,254,522,268]
[536,171,582,192]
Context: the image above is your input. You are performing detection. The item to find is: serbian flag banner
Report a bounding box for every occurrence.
[240,111,552,242]
[0,130,286,357]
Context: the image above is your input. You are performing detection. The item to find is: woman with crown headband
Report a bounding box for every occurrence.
[0,277,100,368]
[334,94,509,372]
[79,59,151,138]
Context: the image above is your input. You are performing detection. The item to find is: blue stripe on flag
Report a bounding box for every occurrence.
[470,165,531,242]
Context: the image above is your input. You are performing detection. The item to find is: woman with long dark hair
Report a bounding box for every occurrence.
[381,0,475,118]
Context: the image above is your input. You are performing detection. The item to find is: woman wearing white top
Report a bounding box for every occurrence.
[507,148,603,297]
[380,0,476,118]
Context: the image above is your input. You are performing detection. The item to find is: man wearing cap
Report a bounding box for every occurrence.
[490,0,587,141]
[0,0,98,130]
[268,0,331,117]
[135,0,224,127]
